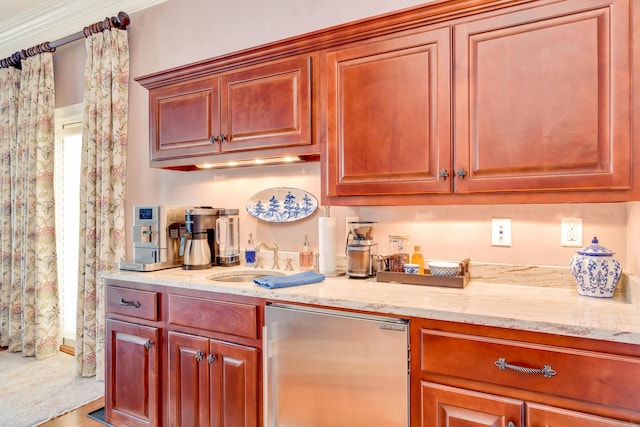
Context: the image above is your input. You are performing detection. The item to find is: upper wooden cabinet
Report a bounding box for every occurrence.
[221,57,311,153]
[140,54,316,169]
[150,77,220,162]
[137,0,638,203]
[324,28,452,197]
[453,0,631,194]
[320,0,636,205]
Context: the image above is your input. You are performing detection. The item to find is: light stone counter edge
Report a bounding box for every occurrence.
[100,263,640,345]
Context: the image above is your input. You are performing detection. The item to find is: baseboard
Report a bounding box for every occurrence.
[60,344,74,355]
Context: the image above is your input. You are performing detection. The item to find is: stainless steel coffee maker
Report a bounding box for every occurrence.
[346,221,378,278]
[118,205,189,272]
[182,207,219,270]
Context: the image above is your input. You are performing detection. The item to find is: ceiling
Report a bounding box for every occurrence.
[0,0,168,59]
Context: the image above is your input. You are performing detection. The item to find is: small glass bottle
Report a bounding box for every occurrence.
[299,235,314,270]
[411,245,424,274]
[245,233,256,267]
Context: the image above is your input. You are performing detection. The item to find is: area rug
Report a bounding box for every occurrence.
[0,351,104,426]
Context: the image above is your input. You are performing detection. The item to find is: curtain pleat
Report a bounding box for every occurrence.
[0,67,21,349]
[76,28,128,378]
[0,53,59,359]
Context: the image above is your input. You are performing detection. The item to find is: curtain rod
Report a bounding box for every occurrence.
[0,11,130,70]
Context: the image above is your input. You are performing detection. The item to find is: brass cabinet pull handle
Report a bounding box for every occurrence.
[494,357,557,378]
[118,298,140,309]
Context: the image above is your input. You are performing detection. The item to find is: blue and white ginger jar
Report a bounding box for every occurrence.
[569,236,621,298]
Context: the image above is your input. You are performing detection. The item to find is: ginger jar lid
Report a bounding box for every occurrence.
[576,236,614,257]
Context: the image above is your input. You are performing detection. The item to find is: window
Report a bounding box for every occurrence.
[54,104,83,347]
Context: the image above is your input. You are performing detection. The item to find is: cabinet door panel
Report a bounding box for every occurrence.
[527,402,636,427]
[106,319,161,427]
[454,0,630,193]
[421,381,523,427]
[150,77,220,161]
[168,332,210,427]
[221,55,312,152]
[326,28,451,196]
[210,340,258,427]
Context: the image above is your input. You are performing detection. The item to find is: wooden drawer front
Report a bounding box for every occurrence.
[106,286,159,321]
[420,329,640,412]
[168,294,258,339]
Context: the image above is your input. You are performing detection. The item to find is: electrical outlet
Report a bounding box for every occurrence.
[491,218,512,247]
[561,218,583,247]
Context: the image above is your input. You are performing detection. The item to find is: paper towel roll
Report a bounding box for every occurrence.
[318,217,337,274]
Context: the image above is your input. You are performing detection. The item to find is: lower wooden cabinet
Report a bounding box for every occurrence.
[526,403,638,427]
[413,319,640,427]
[168,331,258,427]
[105,319,161,427]
[105,280,262,427]
[421,382,523,427]
[421,382,637,427]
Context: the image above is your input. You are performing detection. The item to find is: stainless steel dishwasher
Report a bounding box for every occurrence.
[264,303,409,427]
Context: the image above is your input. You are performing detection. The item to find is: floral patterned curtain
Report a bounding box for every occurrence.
[0,67,21,350]
[76,27,128,378]
[0,53,59,359]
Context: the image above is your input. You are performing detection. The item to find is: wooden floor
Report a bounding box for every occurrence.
[39,397,106,427]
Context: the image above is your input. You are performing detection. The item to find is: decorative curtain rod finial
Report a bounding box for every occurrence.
[117,12,130,29]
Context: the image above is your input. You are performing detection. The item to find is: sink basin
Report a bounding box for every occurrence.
[208,270,284,283]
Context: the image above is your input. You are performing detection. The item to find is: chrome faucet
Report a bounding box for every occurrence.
[256,242,280,270]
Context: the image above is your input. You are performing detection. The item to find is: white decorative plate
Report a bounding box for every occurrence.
[246,187,318,223]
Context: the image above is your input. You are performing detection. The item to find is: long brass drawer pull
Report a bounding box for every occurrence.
[494,357,557,378]
[118,298,141,308]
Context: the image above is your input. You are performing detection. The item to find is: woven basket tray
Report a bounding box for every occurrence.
[376,258,470,288]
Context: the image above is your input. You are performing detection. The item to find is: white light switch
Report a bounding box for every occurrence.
[491,218,512,247]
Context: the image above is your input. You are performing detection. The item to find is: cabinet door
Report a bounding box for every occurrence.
[325,28,452,197]
[220,55,312,153]
[105,319,161,427]
[526,403,636,427]
[453,0,630,193]
[209,340,258,427]
[168,332,210,427]
[149,77,220,161]
[421,381,523,427]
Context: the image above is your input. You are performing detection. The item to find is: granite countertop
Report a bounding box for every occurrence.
[100,263,640,345]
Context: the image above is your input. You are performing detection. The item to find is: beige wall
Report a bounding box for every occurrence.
[52,0,637,272]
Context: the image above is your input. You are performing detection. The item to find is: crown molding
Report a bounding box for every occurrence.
[0,0,168,58]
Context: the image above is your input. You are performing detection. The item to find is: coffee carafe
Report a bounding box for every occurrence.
[216,209,240,266]
[346,221,378,278]
[182,207,218,269]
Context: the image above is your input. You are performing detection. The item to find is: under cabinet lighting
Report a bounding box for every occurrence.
[195,155,310,170]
